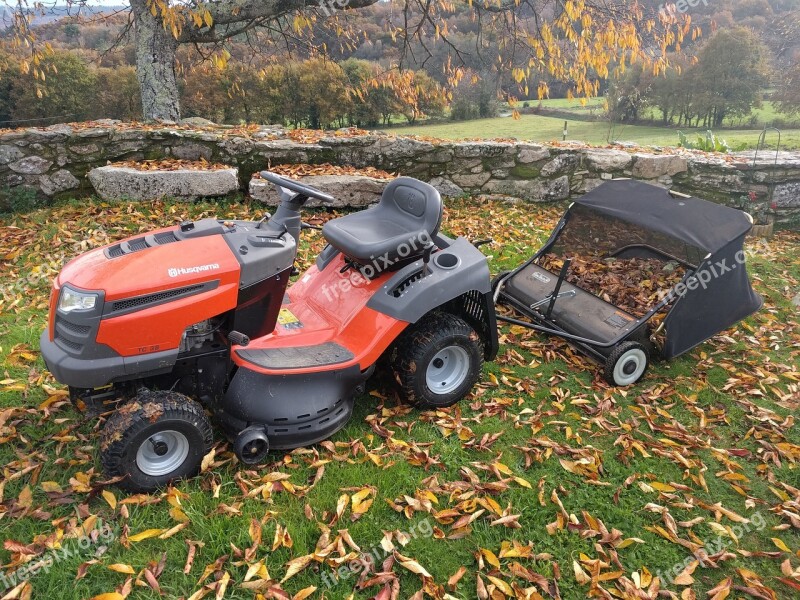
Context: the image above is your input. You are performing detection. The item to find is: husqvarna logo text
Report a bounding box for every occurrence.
[168,264,220,277]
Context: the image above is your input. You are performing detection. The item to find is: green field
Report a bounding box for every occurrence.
[391,113,800,149]
[390,98,800,149]
[1,197,799,599]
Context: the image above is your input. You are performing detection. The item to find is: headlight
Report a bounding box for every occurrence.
[58,287,99,313]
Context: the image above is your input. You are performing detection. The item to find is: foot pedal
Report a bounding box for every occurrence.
[228,331,250,346]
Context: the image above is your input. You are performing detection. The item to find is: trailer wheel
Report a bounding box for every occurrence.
[390,313,483,408]
[604,341,649,386]
[99,391,213,492]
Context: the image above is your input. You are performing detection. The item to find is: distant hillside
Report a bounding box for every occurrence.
[0,5,126,25]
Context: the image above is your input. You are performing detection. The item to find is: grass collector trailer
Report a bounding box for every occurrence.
[494,179,762,385]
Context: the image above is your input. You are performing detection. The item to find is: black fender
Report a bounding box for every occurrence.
[367,236,497,359]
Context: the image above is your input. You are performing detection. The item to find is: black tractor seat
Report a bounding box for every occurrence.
[322,177,442,266]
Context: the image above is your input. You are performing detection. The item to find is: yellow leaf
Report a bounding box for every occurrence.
[486,575,514,595]
[102,490,117,510]
[17,486,33,509]
[481,548,501,569]
[281,554,313,583]
[169,506,190,522]
[616,538,645,549]
[40,481,62,493]
[493,462,512,475]
[651,482,676,493]
[513,476,532,488]
[107,564,135,574]
[573,560,591,584]
[394,552,432,578]
[128,529,164,542]
[772,537,791,552]
[292,586,317,600]
[159,522,189,539]
[215,571,230,600]
[351,488,374,519]
[90,595,124,600]
[201,448,215,472]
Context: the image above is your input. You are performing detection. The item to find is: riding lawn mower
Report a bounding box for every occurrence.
[40,173,498,491]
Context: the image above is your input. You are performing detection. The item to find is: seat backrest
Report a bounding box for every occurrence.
[380,177,443,238]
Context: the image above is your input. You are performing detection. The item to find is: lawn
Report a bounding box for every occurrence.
[1,197,799,599]
[390,106,800,150]
[522,98,798,130]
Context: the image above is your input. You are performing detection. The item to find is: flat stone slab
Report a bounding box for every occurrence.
[249,174,389,208]
[89,166,238,201]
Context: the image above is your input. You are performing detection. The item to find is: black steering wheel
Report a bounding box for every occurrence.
[260,171,335,204]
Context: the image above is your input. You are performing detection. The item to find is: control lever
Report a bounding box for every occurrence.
[300,221,322,231]
[228,331,250,347]
[255,212,272,229]
[472,238,493,248]
[422,244,434,277]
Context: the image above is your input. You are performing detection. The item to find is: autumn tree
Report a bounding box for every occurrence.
[690,28,769,127]
[450,71,500,121]
[7,0,688,122]
[400,71,447,124]
[773,62,800,116]
[297,58,351,129]
[9,51,97,122]
[606,63,653,123]
[341,58,383,127]
[93,66,142,121]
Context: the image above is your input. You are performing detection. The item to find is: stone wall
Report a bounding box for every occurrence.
[1,120,798,227]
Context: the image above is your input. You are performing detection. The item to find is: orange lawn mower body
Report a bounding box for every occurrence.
[40,173,498,491]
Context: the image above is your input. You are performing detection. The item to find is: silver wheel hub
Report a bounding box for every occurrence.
[613,348,647,386]
[426,345,470,394]
[136,430,190,477]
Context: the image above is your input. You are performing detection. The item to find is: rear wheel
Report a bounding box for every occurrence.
[99,391,213,492]
[604,341,649,386]
[390,313,484,408]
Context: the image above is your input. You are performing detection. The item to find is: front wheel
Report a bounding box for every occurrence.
[389,313,484,409]
[99,391,213,492]
[603,341,649,386]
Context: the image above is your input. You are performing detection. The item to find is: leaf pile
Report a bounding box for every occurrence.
[255,164,394,180]
[286,128,372,144]
[109,159,233,171]
[538,253,685,318]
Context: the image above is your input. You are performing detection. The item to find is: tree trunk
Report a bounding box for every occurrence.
[131,0,181,121]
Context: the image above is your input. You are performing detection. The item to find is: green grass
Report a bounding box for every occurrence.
[390,112,800,149]
[1,197,799,599]
[640,100,800,129]
[532,96,799,129]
